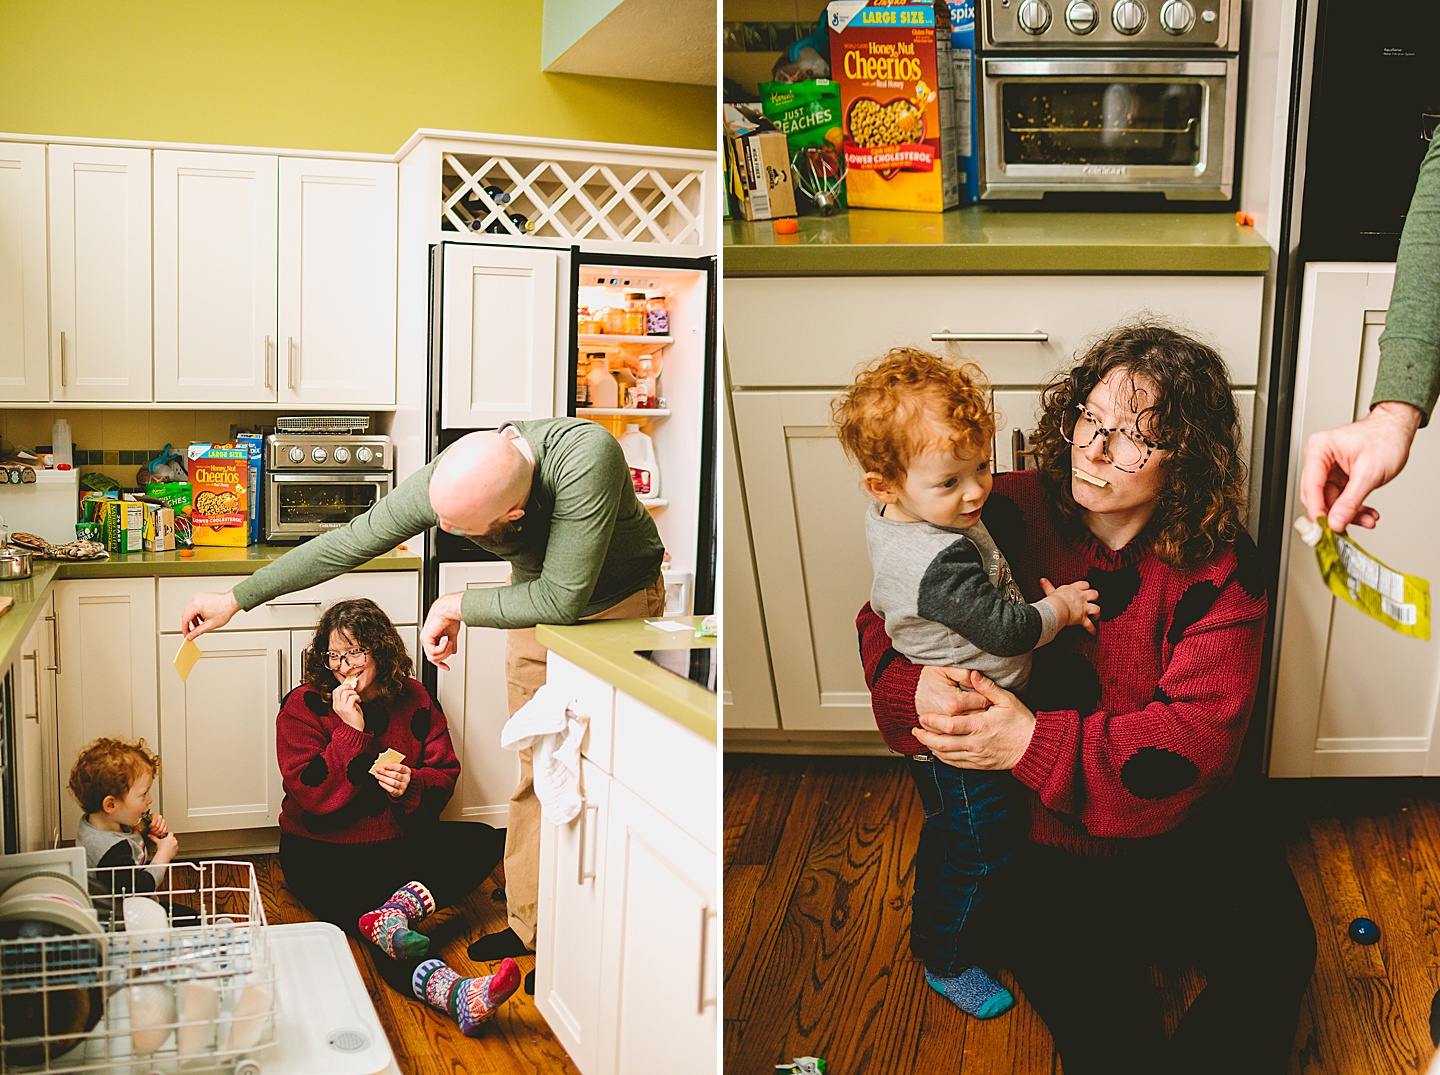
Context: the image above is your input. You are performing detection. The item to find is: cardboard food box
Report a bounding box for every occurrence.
[187,443,250,547]
[725,128,798,221]
[828,0,960,212]
[98,498,146,555]
[142,503,176,552]
[947,1,980,206]
[236,432,264,544]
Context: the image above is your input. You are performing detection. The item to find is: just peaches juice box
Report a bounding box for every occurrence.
[828,0,959,212]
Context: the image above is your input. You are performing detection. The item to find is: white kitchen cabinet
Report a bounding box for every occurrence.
[0,142,50,402]
[721,376,779,730]
[536,652,716,1075]
[278,157,398,407]
[439,242,568,429]
[55,579,159,841]
[1267,264,1440,777]
[48,145,153,402]
[158,630,286,832]
[153,151,279,403]
[435,561,515,825]
[14,593,60,851]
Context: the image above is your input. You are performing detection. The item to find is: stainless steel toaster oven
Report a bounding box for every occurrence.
[264,418,393,542]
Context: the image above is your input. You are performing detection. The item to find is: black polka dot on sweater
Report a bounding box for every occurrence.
[1087,565,1142,622]
[362,705,390,737]
[1045,805,1090,834]
[300,802,361,834]
[1120,746,1200,799]
[981,493,1025,564]
[346,755,373,786]
[303,692,329,717]
[299,755,328,787]
[411,706,431,741]
[1152,684,1173,705]
[420,786,448,817]
[1027,649,1102,715]
[1167,581,1222,644]
[1232,533,1265,599]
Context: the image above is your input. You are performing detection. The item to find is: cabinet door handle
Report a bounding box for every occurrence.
[277,648,285,707]
[21,652,40,721]
[264,335,274,389]
[577,802,600,885]
[59,331,68,387]
[287,337,297,390]
[265,600,322,607]
[930,330,1049,343]
[697,904,717,1014]
[1011,428,1040,469]
[44,614,60,675]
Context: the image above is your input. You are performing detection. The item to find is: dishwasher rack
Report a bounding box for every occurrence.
[0,860,277,1074]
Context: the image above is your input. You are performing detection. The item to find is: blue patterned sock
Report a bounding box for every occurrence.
[925,966,1014,1019]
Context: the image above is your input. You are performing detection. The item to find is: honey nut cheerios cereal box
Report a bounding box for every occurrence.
[187,442,250,547]
[827,0,960,212]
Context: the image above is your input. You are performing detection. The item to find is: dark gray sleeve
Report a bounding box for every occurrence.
[96,840,158,895]
[917,538,1044,657]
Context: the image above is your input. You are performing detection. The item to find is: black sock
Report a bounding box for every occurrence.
[524,968,535,995]
[466,927,531,961]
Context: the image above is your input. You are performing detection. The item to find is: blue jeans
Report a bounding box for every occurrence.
[906,756,1027,976]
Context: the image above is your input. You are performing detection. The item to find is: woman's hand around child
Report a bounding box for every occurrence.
[1039,578,1100,634]
[374,763,411,799]
[914,670,1037,770]
[332,680,365,730]
[915,665,992,719]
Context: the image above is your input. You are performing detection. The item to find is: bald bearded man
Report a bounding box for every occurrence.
[180,418,665,973]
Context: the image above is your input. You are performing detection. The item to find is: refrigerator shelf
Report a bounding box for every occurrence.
[581,408,671,418]
[577,333,673,348]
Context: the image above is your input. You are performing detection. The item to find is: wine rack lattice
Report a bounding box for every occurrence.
[441,152,705,247]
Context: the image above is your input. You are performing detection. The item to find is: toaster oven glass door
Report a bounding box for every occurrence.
[981,59,1237,199]
[266,474,393,539]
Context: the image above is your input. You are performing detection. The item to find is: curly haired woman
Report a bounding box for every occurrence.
[857,323,1316,1074]
[276,598,519,1036]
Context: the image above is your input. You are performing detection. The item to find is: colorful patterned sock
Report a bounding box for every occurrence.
[925,966,1014,1019]
[411,957,521,1036]
[358,881,435,960]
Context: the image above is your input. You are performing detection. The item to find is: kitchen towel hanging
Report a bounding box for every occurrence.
[499,683,585,824]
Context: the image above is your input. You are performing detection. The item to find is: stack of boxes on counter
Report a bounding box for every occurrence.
[77,435,263,554]
[724,0,979,220]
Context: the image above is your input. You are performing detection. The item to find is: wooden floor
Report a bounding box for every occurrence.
[724,756,1440,1075]
[241,854,580,1075]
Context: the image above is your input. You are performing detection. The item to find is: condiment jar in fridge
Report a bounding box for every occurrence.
[611,358,637,408]
[623,292,647,336]
[635,354,659,408]
[603,306,627,334]
[646,294,669,336]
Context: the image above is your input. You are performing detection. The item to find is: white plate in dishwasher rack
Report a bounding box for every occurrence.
[266,921,399,1075]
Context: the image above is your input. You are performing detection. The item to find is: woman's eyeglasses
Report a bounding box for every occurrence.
[1061,405,1169,474]
[324,646,370,669]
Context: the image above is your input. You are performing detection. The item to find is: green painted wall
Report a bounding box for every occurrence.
[0,0,715,154]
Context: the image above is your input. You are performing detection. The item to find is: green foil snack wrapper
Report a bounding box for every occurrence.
[760,80,845,210]
[1295,517,1431,639]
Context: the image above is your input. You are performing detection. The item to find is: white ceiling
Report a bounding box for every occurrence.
[545,0,716,86]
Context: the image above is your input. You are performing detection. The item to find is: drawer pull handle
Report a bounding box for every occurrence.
[577,802,600,885]
[44,614,60,675]
[21,652,40,721]
[931,330,1049,343]
[697,904,717,1013]
[266,600,323,607]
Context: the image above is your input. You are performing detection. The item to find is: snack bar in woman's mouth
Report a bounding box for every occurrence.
[1073,468,1109,488]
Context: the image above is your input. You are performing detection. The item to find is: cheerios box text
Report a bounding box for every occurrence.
[828,0,960,212]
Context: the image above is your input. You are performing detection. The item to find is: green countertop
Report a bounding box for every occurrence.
[724,209,1272,276]
[0,545,419,674]
[537,616,716,744]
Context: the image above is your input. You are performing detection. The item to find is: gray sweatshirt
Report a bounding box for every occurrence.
[865,504,1060,694]
[75,815,163,898]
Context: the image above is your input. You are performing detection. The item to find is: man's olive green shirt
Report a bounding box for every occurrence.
[1376,134,1440,427]
[232,418,665,629]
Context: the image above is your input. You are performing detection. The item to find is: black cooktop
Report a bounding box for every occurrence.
[635,648,715,694]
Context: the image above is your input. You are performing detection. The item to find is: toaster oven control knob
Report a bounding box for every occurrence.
[333,446,351,463]
[311,446,328,464]
[1065,0,1097,33]
[356,446,375,464]
[1160,0,1195,33]
[1017,0,1052,34]
[287,446,304,464]
[1112,0,1146,33]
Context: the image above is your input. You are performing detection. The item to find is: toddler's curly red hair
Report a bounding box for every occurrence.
[68,737,160,814]
[832,348,995,484]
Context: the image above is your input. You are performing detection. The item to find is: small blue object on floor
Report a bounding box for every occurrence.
[925,967,1015,1019]
[1348,917,1380,945]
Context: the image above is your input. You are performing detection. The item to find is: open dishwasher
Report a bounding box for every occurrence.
[0,855,398,1074]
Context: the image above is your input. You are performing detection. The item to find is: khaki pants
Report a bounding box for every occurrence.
[502,575,666,947]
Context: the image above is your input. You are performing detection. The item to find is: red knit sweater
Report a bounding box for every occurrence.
[860,470,1267,856]
[276,678,460,843]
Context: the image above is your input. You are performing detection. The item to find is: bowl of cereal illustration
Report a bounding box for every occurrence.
[846,96,925,150]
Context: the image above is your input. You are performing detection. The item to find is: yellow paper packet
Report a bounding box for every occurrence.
[1294,517,1431,639]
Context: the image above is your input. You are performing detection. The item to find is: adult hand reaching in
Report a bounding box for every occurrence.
[912,669,1036,770]
[420,592,464,671]
[181,591,240,641]
[1299,401,1422,533]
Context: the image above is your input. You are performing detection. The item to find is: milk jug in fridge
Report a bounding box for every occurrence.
[618,423,660,501]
